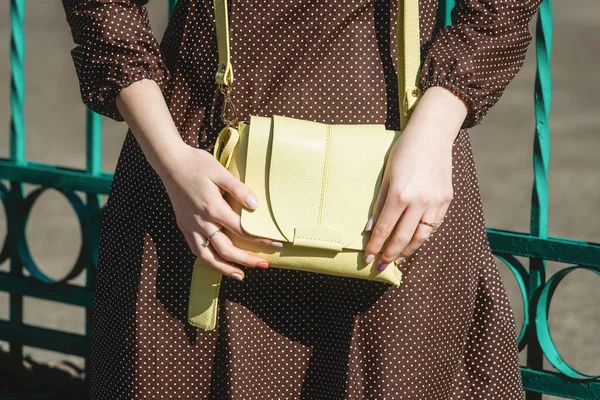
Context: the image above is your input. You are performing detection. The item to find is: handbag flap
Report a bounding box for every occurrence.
[241,115,400,251]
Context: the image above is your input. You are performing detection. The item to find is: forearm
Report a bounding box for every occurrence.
[115,79,186,179]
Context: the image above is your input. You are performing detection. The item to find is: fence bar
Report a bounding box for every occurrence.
[169,0,178,18]
[0,321,90,358]
[487,229,600,267]
[10,0,26,165]
[522,369,600,400]
[0,160,113,194]
[440,0,454,26]
[0,273,94,308]
[8,0,27,368]
[526,1,553,399]
[86,110,103,177]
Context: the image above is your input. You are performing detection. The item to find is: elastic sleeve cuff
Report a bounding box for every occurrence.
[82,61,171,121]
[420,75,486,130]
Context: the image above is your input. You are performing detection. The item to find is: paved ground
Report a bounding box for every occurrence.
[0,1,598,398]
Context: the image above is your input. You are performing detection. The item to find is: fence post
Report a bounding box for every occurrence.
[8,0,26,367]
[526,1,553,399]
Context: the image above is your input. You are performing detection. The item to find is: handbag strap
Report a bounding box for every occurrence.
[213,0,422,130]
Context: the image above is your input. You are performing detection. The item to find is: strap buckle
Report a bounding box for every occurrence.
[219,81,238,127]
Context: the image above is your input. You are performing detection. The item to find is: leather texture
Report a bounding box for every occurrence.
[398,0,422,130]
[214,0,233,85]
[239,116,399,254]
[188,258,222,331]
[224,117,403,287]
[189,118,403,331]
[188,0,422,330]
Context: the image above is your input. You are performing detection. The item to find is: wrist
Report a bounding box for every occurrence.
[115,78,192,181]
[142,130,189,181]
[404,85,469,145]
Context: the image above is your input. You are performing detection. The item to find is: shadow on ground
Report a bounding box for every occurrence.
[0,350,88,400]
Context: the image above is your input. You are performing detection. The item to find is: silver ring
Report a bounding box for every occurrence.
[202,228,222,247]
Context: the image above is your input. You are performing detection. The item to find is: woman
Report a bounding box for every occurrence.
[62,0,540,398]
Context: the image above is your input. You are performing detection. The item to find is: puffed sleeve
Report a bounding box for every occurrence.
[62,0,171,121]
[419,0,542,129]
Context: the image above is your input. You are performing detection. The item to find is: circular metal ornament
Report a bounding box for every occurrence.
[535,265,600,380]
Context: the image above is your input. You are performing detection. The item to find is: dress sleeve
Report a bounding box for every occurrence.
[62,0,171,121]
[419,0,542,129]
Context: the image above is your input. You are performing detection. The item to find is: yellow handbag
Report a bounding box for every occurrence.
[188,0,423,330]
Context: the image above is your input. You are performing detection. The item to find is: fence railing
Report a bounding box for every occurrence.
[1,0,599,399]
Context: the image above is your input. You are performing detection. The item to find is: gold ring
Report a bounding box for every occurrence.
[419,219,442,229]
[202,228,222,247]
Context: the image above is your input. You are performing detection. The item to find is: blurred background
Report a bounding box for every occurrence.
[0,0,598,399]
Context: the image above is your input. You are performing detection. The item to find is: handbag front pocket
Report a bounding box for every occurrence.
[223,114,401,253]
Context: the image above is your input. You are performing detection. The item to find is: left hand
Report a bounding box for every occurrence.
[363,86,470,272]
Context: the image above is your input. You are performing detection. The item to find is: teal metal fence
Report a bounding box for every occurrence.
[1,0,599,398]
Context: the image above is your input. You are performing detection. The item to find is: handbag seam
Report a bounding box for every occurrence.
[295,236,342,244]
[318,124,333,225]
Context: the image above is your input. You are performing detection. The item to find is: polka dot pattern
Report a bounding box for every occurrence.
[61,0,541,398]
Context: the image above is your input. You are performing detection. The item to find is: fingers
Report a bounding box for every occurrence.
[363,185,407,264]
[212,167,260,211]
[185,227,243,279]
[377,206,424,269]
[210,168,283,248]
[378,200,450,272]
[209,230,270,271]
[207,195,281,248]
[365,182,453,273]
[172,153,280,280]
[391,208,438,262]
[365,181,388,232]
[185,222,269,282]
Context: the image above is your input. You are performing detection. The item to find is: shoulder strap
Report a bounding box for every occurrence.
[214,0,234,86]
[214,0,422,130]
[397,0,422,129]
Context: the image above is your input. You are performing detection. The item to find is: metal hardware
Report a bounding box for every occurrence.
[419,219,442,229]
[202,228,222,247]
[403,89,420,117]
[403,98,410,117]
[219,82,238,127]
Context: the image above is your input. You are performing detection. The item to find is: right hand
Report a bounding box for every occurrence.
[159,142,280,281]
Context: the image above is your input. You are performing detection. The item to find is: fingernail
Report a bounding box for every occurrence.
[377,262,389,272]
[395,257,406,264]
[365,253,375,263]
[365,215,375,231]
[256,260,269,269]
[231,273,244,281]
[245,194,259,210]
[271,241,284,248]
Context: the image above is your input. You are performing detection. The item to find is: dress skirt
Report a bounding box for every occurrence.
[60,0,542,398]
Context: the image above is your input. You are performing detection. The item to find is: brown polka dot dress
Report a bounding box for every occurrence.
[62,0,542,398]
